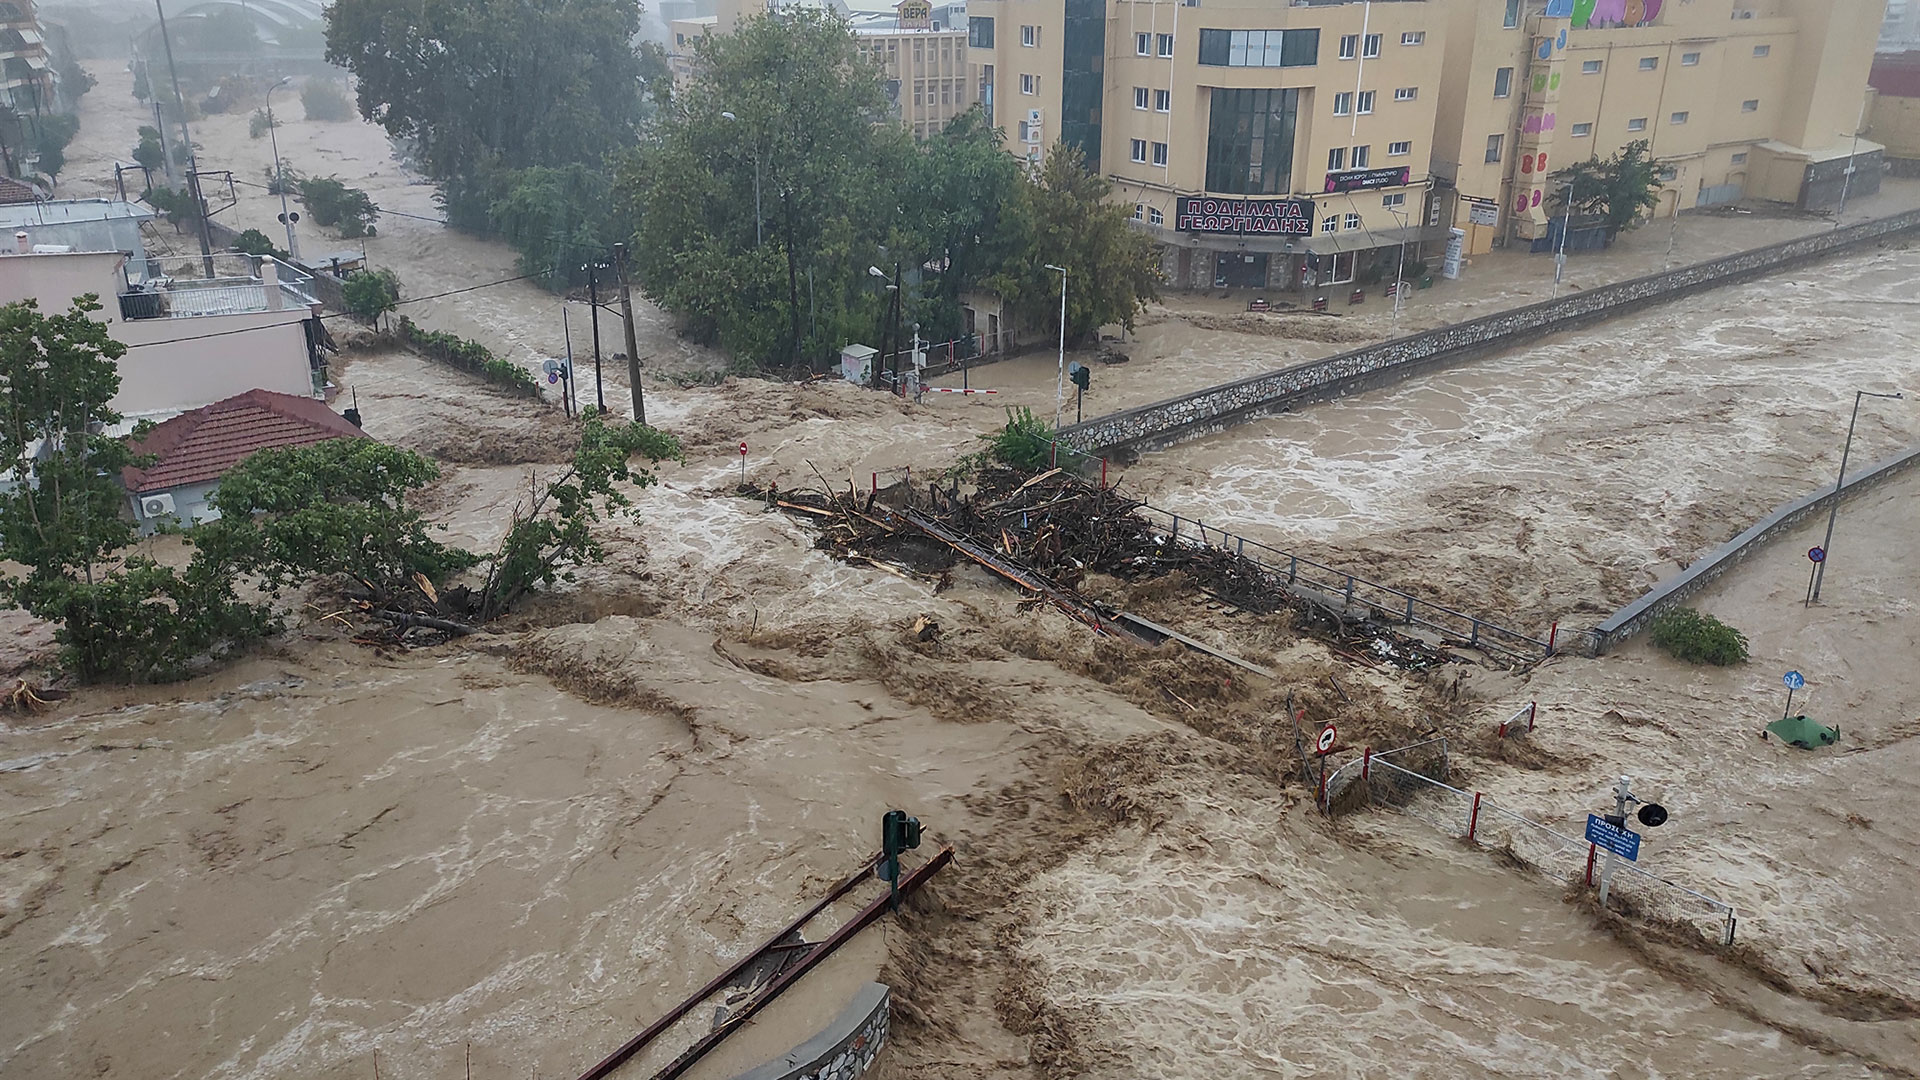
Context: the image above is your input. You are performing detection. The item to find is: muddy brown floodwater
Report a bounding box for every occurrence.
[7,59,1916,1080]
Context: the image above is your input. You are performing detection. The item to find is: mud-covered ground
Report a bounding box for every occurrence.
[4,64,1916,1080]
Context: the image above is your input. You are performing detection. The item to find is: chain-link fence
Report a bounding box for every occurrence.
[1335,752,1738,946]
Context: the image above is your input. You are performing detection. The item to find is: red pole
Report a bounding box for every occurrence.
[1528,701,1538,732]
[1498,719,1509,739]
[1548,621,1559,654]
[871,471,878,494]
[1585,843,1597,886]
[1049,440,1057,468]
[1100,457,1108,489]
[1361,745,1372,781]
[1467,792,1482,842]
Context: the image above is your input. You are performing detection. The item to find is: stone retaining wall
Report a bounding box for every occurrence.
[1060,208,1920,455]
[733,982,890,1080]
[1586,445,1920,654]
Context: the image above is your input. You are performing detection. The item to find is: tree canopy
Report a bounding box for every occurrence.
[325,0,655,181]
[620,11,1159,369]
[1549,139,1664,239]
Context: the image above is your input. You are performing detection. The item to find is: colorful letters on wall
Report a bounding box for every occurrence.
[1571,0,1663,29]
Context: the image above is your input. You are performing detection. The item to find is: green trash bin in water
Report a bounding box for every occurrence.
[1765,714,1840,749]
[1417,275,1434,290]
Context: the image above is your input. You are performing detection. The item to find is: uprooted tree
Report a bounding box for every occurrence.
[0,295,684,683]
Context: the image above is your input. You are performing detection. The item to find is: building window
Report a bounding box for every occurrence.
[1322,215,1339,234]
[1205,86,1300,194]
[1659,166,1678,182]
[1017,119,1029,140]
[1148,207,1164,225]
[1199,28,1319,68]
[1731,151,1748,164]
[1130,138,1147,163]
[1333,91,1353,115]
[1133,203,1144,220]
[1328,147,1346,170]
[1571,122,1592,137]
[1639,56,1658,70]
[1670,111,1688,124]
[1401,31,1425,46]
[1135,86,1149,110]
[1021,24,1037,47]
[1339,33,1357,60]
[1345,213,1362,230]
[1681,51,1700,65]
[1395,87,1417,102]
[1485,133,1503,162]
[1352,144,1370,168]
[1152,141,1168,166]
[1363,33,1381,58]
[1627,116,1647,131]
[1020,73,1037,95]
[1494,67,1513,98]
[1155,89,1171,112]
[1357,90,1375,114]
[1504,0,1521,28]
[1136,32,1150,56]
[969,16,994,49]
[1382,192,1405,208]
[1582,59,1602,73]
[1158,33,1175,57]
[1753,44,1770,57]
[1388,140,1410,156]
[1742,98,1759,112]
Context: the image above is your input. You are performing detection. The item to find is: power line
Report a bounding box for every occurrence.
[225,175,451,224]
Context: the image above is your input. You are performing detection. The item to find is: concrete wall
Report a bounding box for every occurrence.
[1058,206,1920,457]
[130,480,220,536]
[1587,445,1920,654]
[733,982,890,1080]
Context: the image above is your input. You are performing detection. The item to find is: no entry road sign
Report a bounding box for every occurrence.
[1585,814,1641,861]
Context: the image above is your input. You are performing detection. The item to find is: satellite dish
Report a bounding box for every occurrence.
[1637,803,1668,828]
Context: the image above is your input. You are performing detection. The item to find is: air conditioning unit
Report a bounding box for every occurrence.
[1027,108,1043,124]
[140,493,176,519]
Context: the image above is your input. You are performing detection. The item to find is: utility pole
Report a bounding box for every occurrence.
[265,77,300,261]
[1598,776,1633,906]
[1811,389,1904,601]
[613,243,645,424]
[154,0,214,278]
[587,261,606,411]
[1045,264,1068,428]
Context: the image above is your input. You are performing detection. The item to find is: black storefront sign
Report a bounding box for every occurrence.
[1175,196,1315,236]
[1322,167,1411,193]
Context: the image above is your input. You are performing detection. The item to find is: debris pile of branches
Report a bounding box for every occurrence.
[762,463,1456,669]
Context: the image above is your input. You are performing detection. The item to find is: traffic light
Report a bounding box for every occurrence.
[879,809,922,906]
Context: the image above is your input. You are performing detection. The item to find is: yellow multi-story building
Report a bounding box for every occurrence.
[1434,0,1884,255]
[971,0,1884,289]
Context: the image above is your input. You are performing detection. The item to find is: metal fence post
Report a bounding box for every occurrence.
[1236,536,1245,555]
[1288,554,1298,584]
[1404,596,1416,624]
[1344,576,1356,606]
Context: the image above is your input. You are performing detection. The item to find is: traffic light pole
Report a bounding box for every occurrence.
[1599,776,1632,906]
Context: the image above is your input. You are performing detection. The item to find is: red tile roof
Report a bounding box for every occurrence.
[1871,52,1920,99]
[123,389,364,494]
[0,176,39,205]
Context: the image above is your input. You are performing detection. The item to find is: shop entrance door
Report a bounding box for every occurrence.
[1214,251,1269,288]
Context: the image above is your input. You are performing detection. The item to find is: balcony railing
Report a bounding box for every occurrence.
[119,256,321,321]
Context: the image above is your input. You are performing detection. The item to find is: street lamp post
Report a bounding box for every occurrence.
[1552,177,1576,299]
[1385,205,1409,333]
[1045,264,1068,428]
[1811,389,1904,601]
[719,111,762,248]
[265,76,300,261]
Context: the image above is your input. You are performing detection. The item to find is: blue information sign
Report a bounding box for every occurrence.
[1585,814,1641,861]
[1783,671,1806,690]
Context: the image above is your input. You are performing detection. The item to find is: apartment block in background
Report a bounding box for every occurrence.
[1433,0,1883,256]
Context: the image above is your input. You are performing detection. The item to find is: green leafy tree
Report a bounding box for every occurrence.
[0,297,269,682]
[233,228,288,259]
[993,144,1161,344]
[132,125,167,173]
[249,108,275,138]
[619,9,911,368]
[1649,608,1749,666]
[478,411,682,619]
[1549,139,1664,241]
[325,0,652,182]
[300,79,354,123]
[299,175,379,237]
[342,267,401,324]
[485,163,618,287]
[904,108,1028,340]
[199,439,476,596]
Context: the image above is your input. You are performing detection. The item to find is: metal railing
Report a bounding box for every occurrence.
[1357,756,1739,946]
[119,254,320,320]
[1131,503,1554,661]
